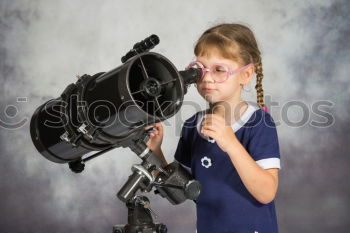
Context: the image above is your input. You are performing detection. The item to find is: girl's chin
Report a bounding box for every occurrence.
[201,95,218,103]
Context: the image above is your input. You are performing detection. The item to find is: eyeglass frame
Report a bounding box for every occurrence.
[186,61,253,83]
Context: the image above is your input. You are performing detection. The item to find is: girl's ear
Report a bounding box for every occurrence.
[239,64,255,85]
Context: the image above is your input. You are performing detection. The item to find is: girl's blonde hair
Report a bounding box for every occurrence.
[194,23,265,108]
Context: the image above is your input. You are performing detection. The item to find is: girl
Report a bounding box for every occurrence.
[146,23,281,233]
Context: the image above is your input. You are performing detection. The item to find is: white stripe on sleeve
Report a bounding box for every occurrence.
[256,158,281,169]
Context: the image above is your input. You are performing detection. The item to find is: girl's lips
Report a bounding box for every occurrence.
[202,88,216,92]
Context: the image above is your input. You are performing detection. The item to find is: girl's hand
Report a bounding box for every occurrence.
[201,114,238,152]
[144,122,164,152]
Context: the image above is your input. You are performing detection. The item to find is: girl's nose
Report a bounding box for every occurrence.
[201,70,214,83]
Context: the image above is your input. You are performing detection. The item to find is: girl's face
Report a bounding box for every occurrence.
[195,48,253,105]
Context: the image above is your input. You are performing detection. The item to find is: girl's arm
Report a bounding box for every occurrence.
[144,122,168,168]
[153,147,169,168]
[226,141,278,204]
[201,113,279,204]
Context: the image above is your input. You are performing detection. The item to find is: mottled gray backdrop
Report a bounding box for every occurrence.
[1,0,349,233]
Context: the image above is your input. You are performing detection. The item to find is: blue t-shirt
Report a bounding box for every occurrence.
[174,104,281,233]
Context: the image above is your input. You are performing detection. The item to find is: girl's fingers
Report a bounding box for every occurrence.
[201,125,216,132]
[202,120,220,130]
[149,131,160,137]
[204,115,226,126]
[145,123,162,131]
[145,123,163,139]
[202,121,218,128]
[144,125,154,131]
[155,122,163,130]
[202,128,215,134]
[201,128,215,138]
[151,129,158,134]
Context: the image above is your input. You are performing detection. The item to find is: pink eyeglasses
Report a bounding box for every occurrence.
[186,61,253,83]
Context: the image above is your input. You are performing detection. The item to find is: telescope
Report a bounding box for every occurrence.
[30,35,202,233]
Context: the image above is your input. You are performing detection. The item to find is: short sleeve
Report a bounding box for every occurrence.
[247,110,281,169]
[174,125,192,172]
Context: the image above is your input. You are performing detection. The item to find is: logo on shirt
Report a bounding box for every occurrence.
[201,156,212,168]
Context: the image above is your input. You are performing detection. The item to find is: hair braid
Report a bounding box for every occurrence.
[255,60,265,108]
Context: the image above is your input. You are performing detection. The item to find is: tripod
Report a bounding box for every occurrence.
[113,195,167,233]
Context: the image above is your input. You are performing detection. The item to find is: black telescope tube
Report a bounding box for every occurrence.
[30,52,184,164]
